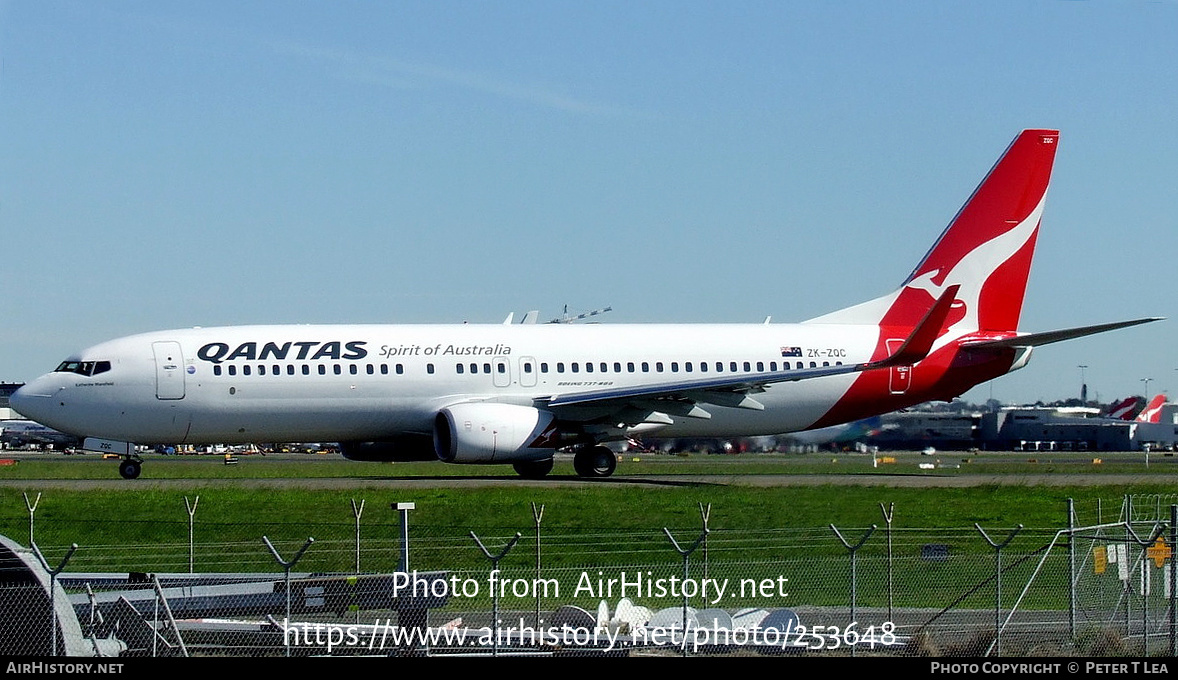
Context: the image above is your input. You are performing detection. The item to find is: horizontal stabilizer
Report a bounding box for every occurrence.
[961,317,1162,350]
[869,285,958,368]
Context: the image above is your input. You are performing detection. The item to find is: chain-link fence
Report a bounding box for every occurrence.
[1,495,1175,657]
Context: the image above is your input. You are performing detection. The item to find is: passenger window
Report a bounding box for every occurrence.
[743,362,751,372]
[287,365,295,375]
[396,364,403,374]
[656,362,664,372]
[613,362,621,373]
[641,362,649,372]
[456,364,464,374]
[497,362,506,374]
[524,363,533,373]
[757,362,764,372]
[730,362,738,372]
[427,363,435,374]
[541,362,549,373]
[334,365,342,375]
[228,365,237,376]
[366,364,374,375]
[810,362,817,368]
[670,362,678,372]
[483,363,491,374]
[685,362,693,373]
[601,362,609,373]
[303,365,310,375]
[586,362,593,373]
[571,363,580,373]
[557,362,565,373]
[318,365,326,375]
[258,365,265,376]
[214,365,223,376]
[627,362,635,372]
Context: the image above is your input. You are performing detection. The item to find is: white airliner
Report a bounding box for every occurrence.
[12,130,1160,479]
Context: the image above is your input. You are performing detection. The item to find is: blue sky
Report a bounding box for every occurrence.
[1,1,1174,405]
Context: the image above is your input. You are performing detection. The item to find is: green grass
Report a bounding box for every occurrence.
[1,451,1172,616]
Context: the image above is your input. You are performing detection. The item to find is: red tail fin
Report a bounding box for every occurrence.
[1106,397,1140,420]
[1136,394,1168,423]
[809,130,1059,334]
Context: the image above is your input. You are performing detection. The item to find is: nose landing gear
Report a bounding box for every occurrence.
[118,456,143,479]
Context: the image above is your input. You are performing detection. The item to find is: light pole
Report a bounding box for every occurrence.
[1142,377,1153,402]
[1078,365,1088,403]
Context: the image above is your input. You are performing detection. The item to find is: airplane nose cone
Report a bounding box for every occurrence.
[10,382,54,422]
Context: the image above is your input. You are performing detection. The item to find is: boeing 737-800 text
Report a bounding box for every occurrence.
[12,130,1159,478]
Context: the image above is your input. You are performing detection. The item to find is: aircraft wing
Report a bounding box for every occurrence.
[960,317,1162,350]
[539,286,959,418]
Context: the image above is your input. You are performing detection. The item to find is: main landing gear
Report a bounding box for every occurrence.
[511,446,619,479]
[118,455,143,480]
[573,445,617,479]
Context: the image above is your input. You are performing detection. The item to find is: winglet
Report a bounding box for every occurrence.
[870,285,959,368]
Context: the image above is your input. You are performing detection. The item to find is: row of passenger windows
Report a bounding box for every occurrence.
[213,363,406,377]
[209,358,841,378]
[532,360,837,374]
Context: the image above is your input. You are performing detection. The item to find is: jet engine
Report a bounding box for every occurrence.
[434,403,559,463]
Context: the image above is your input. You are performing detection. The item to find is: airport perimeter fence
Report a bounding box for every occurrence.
[1,495,1177,657]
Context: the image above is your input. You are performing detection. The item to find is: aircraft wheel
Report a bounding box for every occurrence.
[513,458,554,479]
[574,446,617,478]
[119,459,141,480]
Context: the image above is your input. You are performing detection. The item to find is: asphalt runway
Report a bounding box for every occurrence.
[2,450,1178,489]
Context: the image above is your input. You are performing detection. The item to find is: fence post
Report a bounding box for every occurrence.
[263,535,315,657]
[184,496,199,574]
[532,502,545,628]
[975,523,1022,657]
[23,492,40,548]
[1122,520,1166,656]
[664,527,709,657]
[31,542,77,657]
[699,503,712,581]
[1067,498,1076,642]
[351,498,365,574]
[1170,505,1176,657]
[471,531,521,657]
[879,502,895,623]
[831,523,876,657]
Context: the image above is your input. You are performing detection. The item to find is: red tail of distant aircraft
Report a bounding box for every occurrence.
[1106,397,1141,421]
[1136,394,1168,423]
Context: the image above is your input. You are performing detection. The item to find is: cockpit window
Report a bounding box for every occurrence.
[54,360,111,377]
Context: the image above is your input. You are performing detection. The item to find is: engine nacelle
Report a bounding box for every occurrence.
[340,437,436,462]
[434,403,558,464]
